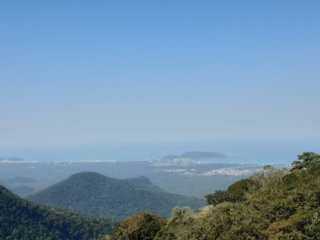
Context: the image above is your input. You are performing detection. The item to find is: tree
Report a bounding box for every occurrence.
[112,212,166,240]
[291,152,320,171]
[205,178,255,205]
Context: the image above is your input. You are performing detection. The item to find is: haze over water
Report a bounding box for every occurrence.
[1,2,320,163]
[1,140,319,164]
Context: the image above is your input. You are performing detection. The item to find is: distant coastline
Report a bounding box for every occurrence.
[161,151,227,161]
[1,140,318,164]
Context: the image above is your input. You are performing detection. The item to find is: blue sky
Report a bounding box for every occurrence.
[1,1,320,148]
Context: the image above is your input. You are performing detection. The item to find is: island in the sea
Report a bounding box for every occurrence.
[161,151,227,160]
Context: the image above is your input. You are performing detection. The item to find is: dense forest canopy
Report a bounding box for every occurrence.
[106,152,320,240]
[0,185,116,240]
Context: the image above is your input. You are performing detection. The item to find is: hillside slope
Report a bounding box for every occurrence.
[154,152,320,239]
[27,172,206,220]
[0,185,116,240]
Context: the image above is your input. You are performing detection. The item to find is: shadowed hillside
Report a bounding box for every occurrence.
[0,185,116,240]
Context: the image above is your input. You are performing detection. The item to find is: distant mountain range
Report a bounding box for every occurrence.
[0,185,116,239]
[161,151,227,160]
[26,172,206,220]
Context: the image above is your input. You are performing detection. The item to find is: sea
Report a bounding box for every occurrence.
[1,140,319,165]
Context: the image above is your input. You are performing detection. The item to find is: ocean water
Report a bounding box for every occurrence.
[1,140,319,164]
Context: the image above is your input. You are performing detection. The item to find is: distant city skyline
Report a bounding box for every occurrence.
[1,1,320,148]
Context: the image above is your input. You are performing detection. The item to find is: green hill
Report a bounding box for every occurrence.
[0,185,116,240]
[103,152,320,240]
[26,172,206,220]
[152,152,320,239]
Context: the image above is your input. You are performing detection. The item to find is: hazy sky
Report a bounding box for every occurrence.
[1,1,320,148]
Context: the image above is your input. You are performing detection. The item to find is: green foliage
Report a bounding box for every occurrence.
[111,212,166,240]
[155,153,320,239]
[205,178,255,205]
[27,172,205,220]
[0,185,116,240]
[291,152,320,171]
[171,206,193,219]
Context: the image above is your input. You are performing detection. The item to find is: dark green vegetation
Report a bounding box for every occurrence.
[27,172,206,220]
[111,212,167,240]
[105,152,320,239]
[291,152,320,171]
[0,185,116,240]
[161,151,226,160]
[205,178,255,206]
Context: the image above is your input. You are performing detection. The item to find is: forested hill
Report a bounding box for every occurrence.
[0,185,116,240]
[153,152,320,239]
[26,172,206,220]
[103,152,320,240]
